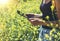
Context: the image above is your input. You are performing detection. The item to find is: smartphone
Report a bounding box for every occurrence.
[17,10,41,19]
[26,14,35,18]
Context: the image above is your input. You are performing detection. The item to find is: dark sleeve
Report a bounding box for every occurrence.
[41,8,58,21]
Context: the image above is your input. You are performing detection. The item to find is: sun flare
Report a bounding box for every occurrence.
[0,0,8,4]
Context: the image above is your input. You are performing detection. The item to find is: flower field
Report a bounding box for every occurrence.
[0,0,60,41]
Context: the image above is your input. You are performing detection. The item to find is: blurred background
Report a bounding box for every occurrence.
[0,0,60,41]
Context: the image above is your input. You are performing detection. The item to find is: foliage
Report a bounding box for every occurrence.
[0,0,60,41]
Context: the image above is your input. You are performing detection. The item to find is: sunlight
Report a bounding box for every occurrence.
[0,0,8,4]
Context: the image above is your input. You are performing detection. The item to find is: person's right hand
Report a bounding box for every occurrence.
[28,18,46,26]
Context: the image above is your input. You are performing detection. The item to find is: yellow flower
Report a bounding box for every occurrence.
[51,0,55,11]
[45,16,49,20]
[50,23,53,26]
[42,20,45,23]
[50,30,52,35]
[47,24,50,27]
[55,24,58,27]
[45,34,49,39]
[34,28,37,31]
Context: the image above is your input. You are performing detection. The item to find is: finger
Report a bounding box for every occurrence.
[29,18,34,19]
[29,18,35,20]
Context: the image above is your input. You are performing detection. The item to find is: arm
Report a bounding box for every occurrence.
[29,18,59,28]
[54,0,60,19]
[26,14,59,28]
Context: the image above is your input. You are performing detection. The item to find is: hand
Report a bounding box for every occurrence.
[26,14,42,18]
[29,18,45,26]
